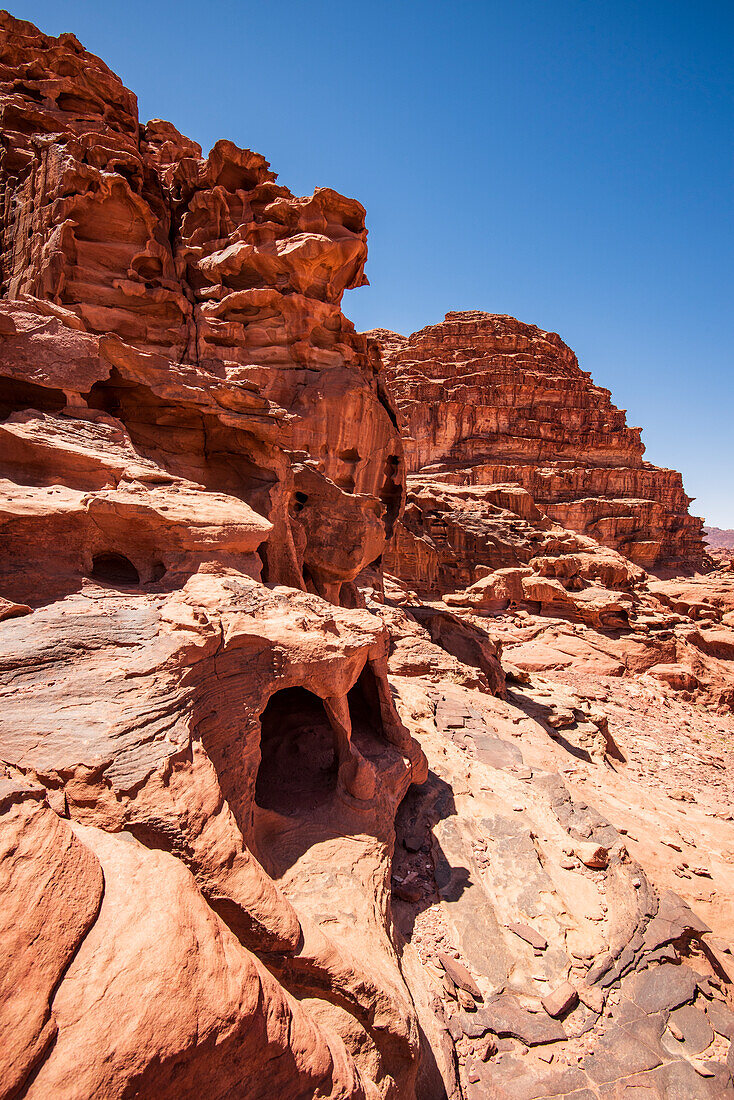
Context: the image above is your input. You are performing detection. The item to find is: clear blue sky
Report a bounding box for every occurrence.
[11,0,734,525]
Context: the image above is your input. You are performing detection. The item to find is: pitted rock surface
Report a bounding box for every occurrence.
[1,12,733,1100]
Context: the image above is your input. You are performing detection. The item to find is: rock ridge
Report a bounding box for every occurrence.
[1,14,733,1100]
[370,311,705,575]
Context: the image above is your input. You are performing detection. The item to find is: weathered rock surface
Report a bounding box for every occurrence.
[363,315,733,1094]
[371,312,705,575]
[0,13,421,1099]
[0,11,404,605]
[1,13,733,1100]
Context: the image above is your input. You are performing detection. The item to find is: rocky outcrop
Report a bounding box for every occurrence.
[371,312,705,575]
[0,12,404,605]
[0,13,422,1099]
[2,14,734,1100]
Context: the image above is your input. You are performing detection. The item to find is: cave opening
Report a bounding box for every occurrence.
[91,552,140,585]
[255,687,338,815]
[257,542,270,583]
[0,377,66,422]
[85,371,278,517]
[347,661,385,742]
[379,454,402,538]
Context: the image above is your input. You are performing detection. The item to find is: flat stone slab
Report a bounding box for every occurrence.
[666,1004,714,1055]
[706,999,734,1040]
[655,1057,731,1099]
[438,952,481,998]
[463,993,566,1045]
[468,1063,589,1100]
[626,963,698,1014]
[508,922,548,950]
[470,731,523,770]
[583,1025,663,1084]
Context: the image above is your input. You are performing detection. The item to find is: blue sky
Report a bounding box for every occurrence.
[12,0,734,525]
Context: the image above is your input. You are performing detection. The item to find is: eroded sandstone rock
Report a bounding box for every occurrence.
[0,11,405,604]
[0,12,421,1098]
[371,312,705,576]
[1,13,733,1100]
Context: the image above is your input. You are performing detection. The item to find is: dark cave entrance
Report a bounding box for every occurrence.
[347,661,384,740]
[255,687,338,815]
[91,552,140,585]
[0,377,66,422]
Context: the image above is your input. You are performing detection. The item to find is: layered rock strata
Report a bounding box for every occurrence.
[0,12,404,605]
[2,14,734,1100]
[371,312,705,575]
[0,13,423,1099]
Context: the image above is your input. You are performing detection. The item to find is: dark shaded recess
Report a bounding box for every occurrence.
[85,369,277,513]
[255,687,337,814]
[301,563,319,596]
[379,454,402,538]
[213,163,261,192]
[347,661,385,741]
[256,543,269,583]
[91,552,140,585]
[391,765,470,945]
[0,376,66,421]
[375,377,400,432]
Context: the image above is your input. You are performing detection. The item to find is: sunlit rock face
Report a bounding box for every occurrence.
[3,15,734,1100]
[0,11,405,605]
[371,311,705,577]
[0,13,426,1099]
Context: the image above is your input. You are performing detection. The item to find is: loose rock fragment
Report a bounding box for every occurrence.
[541,983,579,1018]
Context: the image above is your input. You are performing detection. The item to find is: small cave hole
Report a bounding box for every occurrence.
[257,543,270,583]
[0,378,66,422]
[292,491,308,514]
[347,662,386,742]
[255,687,338,814]
[151,561,167,582]
[91,552,140,586]
[132,255,162,281]
[213,162,260,192]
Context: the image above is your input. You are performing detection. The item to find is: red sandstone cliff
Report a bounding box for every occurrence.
[370,312,705,576]
[0,14,424,1099]
[1,15,734,1100]
[0,12,404,606]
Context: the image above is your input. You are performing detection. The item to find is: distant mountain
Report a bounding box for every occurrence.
[704,526,734,549]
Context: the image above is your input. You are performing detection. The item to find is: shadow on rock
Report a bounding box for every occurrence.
[390,769,471,942]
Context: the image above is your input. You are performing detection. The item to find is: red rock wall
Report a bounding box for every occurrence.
[0,16,427,1098]
[371,312,704,574]
[0,12,404,603]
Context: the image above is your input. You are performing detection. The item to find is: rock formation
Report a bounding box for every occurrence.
[705,528,734,551]
[1,14,734,1100]
[0,13,423,1099]
[372,312,705,577]
[0,12,404,606]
